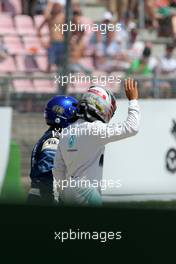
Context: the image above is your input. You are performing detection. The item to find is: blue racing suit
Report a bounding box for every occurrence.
[28,128,60,204]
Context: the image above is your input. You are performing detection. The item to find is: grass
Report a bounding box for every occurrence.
[0,141,26,203]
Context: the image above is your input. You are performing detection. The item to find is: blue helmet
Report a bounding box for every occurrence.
[44,95,78,128]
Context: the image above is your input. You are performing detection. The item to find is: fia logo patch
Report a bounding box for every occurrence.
[42,138,59,151]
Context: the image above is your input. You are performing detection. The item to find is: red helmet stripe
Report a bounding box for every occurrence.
[88,89,107,100]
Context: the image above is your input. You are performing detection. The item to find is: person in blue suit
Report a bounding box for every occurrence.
[27,95,78,205]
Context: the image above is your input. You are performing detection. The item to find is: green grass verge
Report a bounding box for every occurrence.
[0,141,26,203]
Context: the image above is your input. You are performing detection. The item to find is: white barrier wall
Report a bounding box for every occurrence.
[103,100,176,201]
[0,108,12,193]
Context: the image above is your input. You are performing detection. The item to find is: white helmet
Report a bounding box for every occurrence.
[78,86,117,123]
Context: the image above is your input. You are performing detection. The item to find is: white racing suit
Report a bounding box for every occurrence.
[53,100,140,206]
